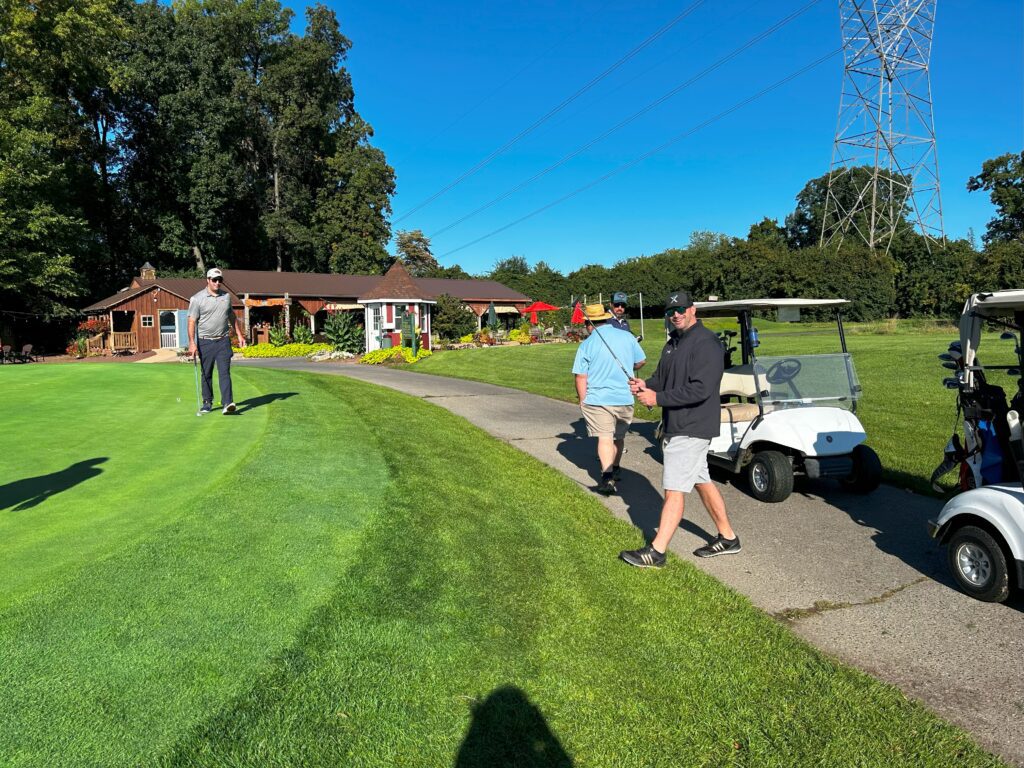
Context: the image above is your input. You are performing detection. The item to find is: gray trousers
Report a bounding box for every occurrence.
[198,336,233,406]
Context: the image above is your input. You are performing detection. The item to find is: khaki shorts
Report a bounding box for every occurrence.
[581,403,634,439]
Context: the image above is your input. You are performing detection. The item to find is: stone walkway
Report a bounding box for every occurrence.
[240,358,1024,765]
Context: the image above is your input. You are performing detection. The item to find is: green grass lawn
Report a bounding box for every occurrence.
[0,364,1005,766]
[415,321,1017,494]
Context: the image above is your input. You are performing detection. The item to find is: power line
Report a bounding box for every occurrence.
[429,0,823,239]
[393,0,708,224]
[389,0,615,169]
[438,48,842,259]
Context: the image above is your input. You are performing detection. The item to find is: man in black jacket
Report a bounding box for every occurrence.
[619,289,741,568]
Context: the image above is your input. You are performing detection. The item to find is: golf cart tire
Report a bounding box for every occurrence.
[746,450,794,503]
[947,525,1011,603]
[840,444,882,494]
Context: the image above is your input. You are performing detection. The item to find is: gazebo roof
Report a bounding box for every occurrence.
[359,261,432,301]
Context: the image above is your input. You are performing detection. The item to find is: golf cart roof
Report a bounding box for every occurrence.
[694,298,848,316]
[959,290,1024,389]
[962,290,1024,318]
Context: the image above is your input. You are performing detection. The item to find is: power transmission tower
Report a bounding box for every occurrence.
[821,0,945,254]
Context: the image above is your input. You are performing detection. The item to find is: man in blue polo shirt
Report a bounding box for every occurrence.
[572,303,646,495]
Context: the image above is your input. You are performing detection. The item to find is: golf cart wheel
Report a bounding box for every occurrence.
[746,450,793,503]
[840,444,882,494]
[947,525,1011,603]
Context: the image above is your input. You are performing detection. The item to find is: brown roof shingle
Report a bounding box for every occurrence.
[360,261,430,301]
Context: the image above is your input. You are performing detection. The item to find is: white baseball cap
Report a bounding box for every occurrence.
[206,268,223,279]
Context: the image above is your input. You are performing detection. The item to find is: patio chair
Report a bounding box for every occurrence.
[16,344,39,362]
[1,344,12,363]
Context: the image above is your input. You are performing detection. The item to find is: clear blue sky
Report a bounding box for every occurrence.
[290,0,1022,274]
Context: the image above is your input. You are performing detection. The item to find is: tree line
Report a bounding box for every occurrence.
[404,156,1023,322]
[1,0,1021,334]
[1,0,394,323]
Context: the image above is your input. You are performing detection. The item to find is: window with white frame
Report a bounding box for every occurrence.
[370,305,381,331]
[141,315,154,328]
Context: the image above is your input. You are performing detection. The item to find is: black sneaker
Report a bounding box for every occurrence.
[199,403,213,414]
[595,476,617,496]
[619,545,666,569]
[693,535,742,558]
[612,465,622,481]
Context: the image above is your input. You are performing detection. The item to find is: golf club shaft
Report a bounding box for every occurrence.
[583,316,652,411]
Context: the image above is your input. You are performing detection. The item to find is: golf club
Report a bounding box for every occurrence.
[193,352,204,416]
[581,309,652,411]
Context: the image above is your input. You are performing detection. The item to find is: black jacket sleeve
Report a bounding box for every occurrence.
[655,333,723,408]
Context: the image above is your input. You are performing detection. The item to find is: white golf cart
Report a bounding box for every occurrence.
[695,298,881,503]
[928,289,1024,603]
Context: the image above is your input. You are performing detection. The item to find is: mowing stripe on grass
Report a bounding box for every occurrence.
[0,365,263,607]
[160,376,1002,767]
[0,367,389,766]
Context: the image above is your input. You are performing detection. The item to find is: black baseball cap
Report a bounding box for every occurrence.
[664,290,693,311]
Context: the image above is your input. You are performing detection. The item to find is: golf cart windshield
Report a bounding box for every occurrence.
[755,353,861,405]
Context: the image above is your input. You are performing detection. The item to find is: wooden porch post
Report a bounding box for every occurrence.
[283,293,290,333]
[243,293,250,338]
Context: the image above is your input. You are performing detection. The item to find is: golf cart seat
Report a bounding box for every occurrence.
[720,402,760,423]
[720,365,767,400]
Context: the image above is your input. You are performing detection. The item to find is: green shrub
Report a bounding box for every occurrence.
[237,343,331,358]
[292,324,314,345]
[267,323,289,346]
[508,328,531,344]
[459,333,475,344]
[433,293,477,341]
[323,311,363,353]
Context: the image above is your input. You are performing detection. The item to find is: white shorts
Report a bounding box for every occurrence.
[662,436,711,492]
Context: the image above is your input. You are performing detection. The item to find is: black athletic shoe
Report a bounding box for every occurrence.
[612,465,622,481]
[199,403,213,414]
[619,545,666,569]
[693,534,742,558]
[595,476,617,496]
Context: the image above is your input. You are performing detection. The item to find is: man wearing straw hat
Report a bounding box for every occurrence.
[572,303,646,496]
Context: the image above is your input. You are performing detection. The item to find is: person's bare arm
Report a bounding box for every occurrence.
[233,311,246,347]
[188,316,197,359]
[575,373,588,403]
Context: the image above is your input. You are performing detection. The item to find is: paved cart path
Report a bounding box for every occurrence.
[242,358,1024,765]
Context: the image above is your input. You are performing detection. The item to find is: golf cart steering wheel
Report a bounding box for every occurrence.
[766,358,802,385]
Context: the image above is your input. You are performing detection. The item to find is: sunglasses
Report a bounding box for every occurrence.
[612,303,626,308]
[209,276,223,283]
[664,306,689,317]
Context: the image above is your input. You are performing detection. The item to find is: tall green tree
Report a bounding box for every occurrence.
[967,151,1024,245]
[395,229,439,277]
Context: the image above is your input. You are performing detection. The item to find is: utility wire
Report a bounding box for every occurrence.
[438,48,842,259]
[389,0,615,168]
[429,0,823,239]
[394,0,708,224]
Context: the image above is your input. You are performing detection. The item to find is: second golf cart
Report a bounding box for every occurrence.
[694,298,882,503]
[928,289,1024,602]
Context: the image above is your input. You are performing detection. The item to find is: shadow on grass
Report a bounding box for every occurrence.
[0,457,108,512]
[454,685,572,768]
[557,418,712,544]
[234,392,298,414]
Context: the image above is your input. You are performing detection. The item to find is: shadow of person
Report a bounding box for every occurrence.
[555,419,706,544]
[233,391,298,414]
[0,457,108,512]
[454,685,573,768]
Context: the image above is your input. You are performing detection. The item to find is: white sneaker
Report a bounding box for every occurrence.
[223,402,236,414]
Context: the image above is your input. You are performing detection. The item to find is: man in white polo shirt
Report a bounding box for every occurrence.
[188,268,246,414]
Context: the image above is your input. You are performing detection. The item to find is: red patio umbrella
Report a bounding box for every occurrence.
[521,301,559,325]
[570,301,585,325]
